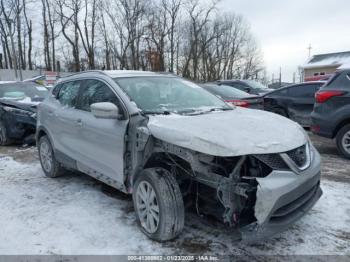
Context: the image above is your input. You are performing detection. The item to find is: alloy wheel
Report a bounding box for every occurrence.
[40,141,53,172]
[341,131,350,154]
[136,181,160,234]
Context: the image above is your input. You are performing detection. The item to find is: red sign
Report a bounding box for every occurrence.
[45,71,58,85]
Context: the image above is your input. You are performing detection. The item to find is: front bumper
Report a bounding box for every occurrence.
[240,144,322,241]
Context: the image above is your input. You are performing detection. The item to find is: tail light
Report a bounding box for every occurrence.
[226,100,249,108]
[315,90,346,103]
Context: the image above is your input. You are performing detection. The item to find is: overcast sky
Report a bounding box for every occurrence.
[219,0,350,82]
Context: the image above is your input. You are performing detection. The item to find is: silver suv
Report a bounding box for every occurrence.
[37,71,322,241]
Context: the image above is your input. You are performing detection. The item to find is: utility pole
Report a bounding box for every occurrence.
[279,67,282,88]
[293,72,296,83]
[307,44,312,59]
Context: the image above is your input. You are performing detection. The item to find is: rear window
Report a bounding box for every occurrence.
[324,71,350,89]
[287,84,320,97]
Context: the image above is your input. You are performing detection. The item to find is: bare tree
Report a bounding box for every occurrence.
[77,0,99,69]
[56,0,81,71]
[23,0,33,70]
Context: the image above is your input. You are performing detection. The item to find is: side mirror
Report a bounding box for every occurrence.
[91,102,120,119]
[245,87,251,93]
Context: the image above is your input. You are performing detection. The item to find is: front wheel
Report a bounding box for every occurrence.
[133,168,184,242]
[336,124,350,159]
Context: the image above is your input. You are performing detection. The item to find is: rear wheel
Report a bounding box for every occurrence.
[133,168,184,242]
[0,121,13,146]
[336,124,350,159]
[38,136,66,177]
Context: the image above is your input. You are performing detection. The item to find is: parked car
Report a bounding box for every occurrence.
[311,69,350,158]
[37,70,322,242]
[201,83,263,109]
[215,79,274,95]
[0,82,49,145]
[263,82,325,126]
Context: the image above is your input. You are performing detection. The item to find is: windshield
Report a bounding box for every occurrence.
[243,80,268,90]
[114,77,231,114]
[0,82,49,102]
[202,84,250,99]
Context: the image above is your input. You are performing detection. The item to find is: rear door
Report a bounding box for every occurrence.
[287,84,321,126]
[47,80,82,158]
[74,79,129,184]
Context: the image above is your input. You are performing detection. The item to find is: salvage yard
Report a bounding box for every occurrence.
[0,133,349,255]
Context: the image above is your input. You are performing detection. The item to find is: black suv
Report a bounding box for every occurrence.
[311,69,350,158]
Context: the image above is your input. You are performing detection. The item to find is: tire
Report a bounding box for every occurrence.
[336,124,350,159]
[133,168,184,242]
[38,135,66,177]
[0,121,13,146]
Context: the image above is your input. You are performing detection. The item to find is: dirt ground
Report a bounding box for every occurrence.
[0,133,349,256]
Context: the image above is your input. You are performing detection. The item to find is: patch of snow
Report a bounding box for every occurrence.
[0,156,168,255]
[302,52,350,69]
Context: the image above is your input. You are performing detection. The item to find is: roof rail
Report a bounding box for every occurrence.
[58,70,107,79]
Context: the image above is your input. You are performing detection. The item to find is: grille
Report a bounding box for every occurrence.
[286,144,307,168]
[253,154,289,170]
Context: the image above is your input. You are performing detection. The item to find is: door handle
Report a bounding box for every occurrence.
[76,119,83,127]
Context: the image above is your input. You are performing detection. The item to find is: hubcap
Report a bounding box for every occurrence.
[136,181,159,234]
[342,131,350,154]
[40,141,53,172]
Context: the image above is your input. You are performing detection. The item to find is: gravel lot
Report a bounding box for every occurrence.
[0,133,349,255]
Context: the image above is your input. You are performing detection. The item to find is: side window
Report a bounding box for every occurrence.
[52,84,62,97]
[276,88,288,96]
[57,81,81,107]
[288,85,315,98]
[228,83,246,91]
[79,80,121,112]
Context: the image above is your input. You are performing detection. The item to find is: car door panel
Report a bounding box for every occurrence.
[75,110,128,182]
[74,79,128,184]
[287,84,319,126]
[45,81,82,157]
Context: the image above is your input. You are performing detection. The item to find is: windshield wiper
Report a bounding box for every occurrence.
[182,107,232,115]
[142,110,171,115]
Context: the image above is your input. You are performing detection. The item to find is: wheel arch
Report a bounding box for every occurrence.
[333,118,350,138]
[131,151,192,187]
[36,126,55,147]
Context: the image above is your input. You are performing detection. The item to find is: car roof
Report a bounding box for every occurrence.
[58,70,176,82]
[285,81,325,88]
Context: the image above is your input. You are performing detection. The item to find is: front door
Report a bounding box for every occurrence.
[74,79,128,184]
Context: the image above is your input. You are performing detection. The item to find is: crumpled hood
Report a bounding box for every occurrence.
[147,107,307,156]
[0,99,37,113]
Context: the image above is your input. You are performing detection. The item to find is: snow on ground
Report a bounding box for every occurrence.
[0,135,349,255]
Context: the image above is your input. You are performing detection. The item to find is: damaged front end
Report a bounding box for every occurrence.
[136,127,322,241]
[0,100,37,144]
